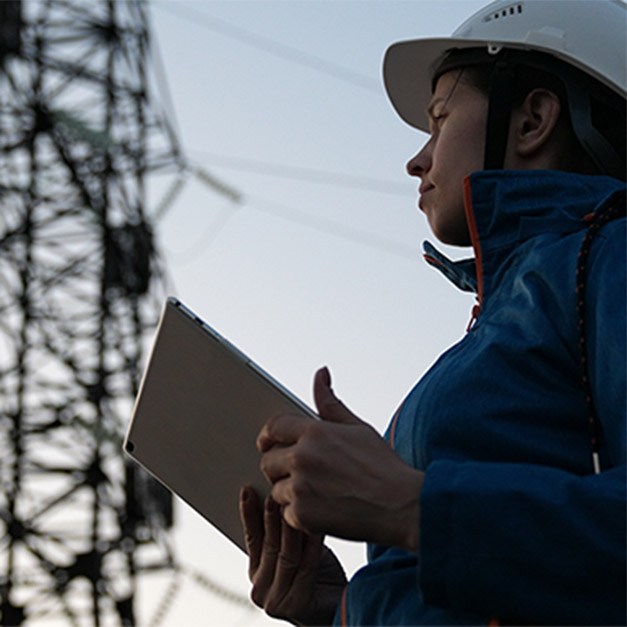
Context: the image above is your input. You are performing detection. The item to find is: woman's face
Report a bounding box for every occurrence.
[406,70,489,246]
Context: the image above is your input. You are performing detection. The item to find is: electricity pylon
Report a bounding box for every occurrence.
[0,1,182,623]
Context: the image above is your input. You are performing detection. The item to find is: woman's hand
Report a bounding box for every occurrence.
[239,486,346,626]
[257,366,424,553]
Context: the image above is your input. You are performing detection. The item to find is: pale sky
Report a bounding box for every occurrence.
[137,2,487,625]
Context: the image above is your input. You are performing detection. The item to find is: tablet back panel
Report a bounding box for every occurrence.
[124,298,316,551]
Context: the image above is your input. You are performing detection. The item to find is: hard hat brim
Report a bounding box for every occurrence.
[383,37,471,133]
[383,37,547,133]
[383,31,626,134]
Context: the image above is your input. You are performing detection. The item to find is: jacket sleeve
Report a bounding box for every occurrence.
[418,219,626,626]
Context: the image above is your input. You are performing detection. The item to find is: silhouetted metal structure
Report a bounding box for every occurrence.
[0,1,182,623]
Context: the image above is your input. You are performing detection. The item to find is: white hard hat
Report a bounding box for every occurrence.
[383,0,627,134]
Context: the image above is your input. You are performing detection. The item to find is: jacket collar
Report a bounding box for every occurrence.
[424,170,625,297]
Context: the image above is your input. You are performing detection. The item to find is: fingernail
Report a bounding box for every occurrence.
[318,365,330,386]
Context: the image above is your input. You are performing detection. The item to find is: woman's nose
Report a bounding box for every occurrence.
[406,141,431,177]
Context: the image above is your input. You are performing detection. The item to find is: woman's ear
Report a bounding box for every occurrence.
[509,88,562,160]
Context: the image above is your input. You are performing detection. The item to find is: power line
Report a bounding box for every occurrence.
[163,204,239,265]
[147,563,253,626]
[147,10,185,157]
[147,4,417,263]
[152,1,382,93]
[161,189,420,266]
[188,150,411,196]
[250,194,420,262]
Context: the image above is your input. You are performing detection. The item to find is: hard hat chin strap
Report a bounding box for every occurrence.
[484,59,516,170]
[433,48,518,171]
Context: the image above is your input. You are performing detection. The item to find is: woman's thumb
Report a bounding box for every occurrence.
[313,367,362,424]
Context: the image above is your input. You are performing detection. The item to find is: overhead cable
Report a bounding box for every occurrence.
[189,150,410,196]
[250,194,419,262]
[153,162,243,221]
[152,2,382,93]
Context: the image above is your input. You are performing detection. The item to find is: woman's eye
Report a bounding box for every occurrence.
[430,113,445,133]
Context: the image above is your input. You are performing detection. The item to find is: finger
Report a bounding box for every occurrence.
[313,367,363,424]
[282,532,324,607]
[259,446,292,485]
[267,519,304,604]
[250,496,282,607]
[294,532,324,581]
[269,479,310,533]
[265,525,325,621]
[257,413,311,453]
[239,486,263,578]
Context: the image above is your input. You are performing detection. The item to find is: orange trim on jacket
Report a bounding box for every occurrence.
[463,174,483,309]
[423,253,443,268]
[339,585,348,626]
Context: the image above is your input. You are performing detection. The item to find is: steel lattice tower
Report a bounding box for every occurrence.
[0,1,182,624]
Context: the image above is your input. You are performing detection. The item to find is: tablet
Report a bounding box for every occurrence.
[123,297,318,551]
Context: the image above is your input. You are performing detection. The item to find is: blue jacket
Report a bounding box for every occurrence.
[335,171,626,626]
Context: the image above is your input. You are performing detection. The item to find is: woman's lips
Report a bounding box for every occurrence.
[418,185,434,212]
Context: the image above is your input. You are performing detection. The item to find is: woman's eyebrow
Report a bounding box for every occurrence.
[426,69,465,119]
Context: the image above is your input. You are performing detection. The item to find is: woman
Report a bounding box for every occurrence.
[240,1,626,624]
